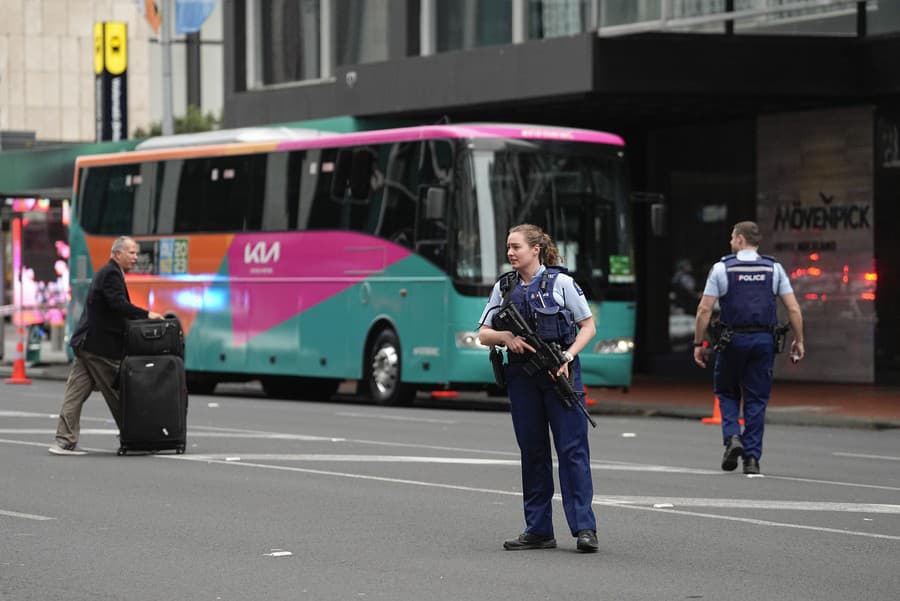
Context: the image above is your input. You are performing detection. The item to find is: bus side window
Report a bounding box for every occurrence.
[262,151,291,231]
[79,164,141,235]
[306,148,343,230]
[174,154,267,232]
[132,162,159,235]
[155,159,183,234]
[377,142,419,247]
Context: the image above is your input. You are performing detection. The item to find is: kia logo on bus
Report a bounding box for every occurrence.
[244,241,281,264]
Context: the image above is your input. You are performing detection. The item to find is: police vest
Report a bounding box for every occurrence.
[499,266,577,345]
[718,254,777,329]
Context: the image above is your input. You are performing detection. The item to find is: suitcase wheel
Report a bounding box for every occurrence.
[176,445,186,454]
[117,447,127,456]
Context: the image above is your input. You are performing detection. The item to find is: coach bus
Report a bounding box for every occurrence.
[68,123,635,404]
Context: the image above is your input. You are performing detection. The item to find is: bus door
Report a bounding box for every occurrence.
[401,139,454,384]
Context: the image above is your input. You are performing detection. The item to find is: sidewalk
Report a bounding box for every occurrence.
[2,326,897,429]
[587,376,900,429]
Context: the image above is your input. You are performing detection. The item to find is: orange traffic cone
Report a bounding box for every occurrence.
[701,396,743,425]
[583,385,597,406]
[6,330,32,385]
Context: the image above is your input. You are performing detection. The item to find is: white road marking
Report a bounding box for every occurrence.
[153,452,721,474]
[595,496,900,514]
[0,428,344,442]
[833,452,900,462]
[0,411,61,418]
[0,429,896,487]
[158,454,900,542]
[335,411,457,424]
[191,453,520,465]
[1,432,897,540]
[762,474,900,492]
[0,429,119,435]
[608,503,900,541]
[0,509,55,521]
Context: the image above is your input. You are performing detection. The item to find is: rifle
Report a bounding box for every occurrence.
[494,303,597,428]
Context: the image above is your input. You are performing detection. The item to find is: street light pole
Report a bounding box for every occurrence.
[160,0,174,135]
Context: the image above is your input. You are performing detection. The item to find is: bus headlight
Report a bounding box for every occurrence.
[594,337,634,354]
[456,331,489,350]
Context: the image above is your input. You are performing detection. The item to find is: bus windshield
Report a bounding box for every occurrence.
[454,139,632,299]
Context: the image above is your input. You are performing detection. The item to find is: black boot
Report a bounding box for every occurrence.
[503,532,557,551]
[743,456,760,475]
[721,435,743,471]
[576,530,598,553]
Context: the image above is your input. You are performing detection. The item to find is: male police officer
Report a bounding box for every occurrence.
[693,221,804,475]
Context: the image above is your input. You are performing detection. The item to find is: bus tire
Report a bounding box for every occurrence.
[366,329,415,406]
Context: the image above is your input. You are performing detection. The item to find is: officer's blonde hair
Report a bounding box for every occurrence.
[509,224,563,266]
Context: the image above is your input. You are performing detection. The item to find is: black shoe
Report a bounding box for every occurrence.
[721,435,744,471]
[743,456,760,475]
[576,530,598,553]
[503,532,557,551]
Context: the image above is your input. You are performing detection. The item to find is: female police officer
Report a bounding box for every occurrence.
[478,224,598,553]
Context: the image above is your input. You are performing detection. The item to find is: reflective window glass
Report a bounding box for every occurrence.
[336,0,390,66]
[528,0,590,39]
[255,0,320,85]
[436,0,512,52]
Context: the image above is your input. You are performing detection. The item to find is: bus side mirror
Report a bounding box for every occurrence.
[423,186,447,221]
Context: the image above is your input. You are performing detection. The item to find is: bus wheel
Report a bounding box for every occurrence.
[366,329,415,406]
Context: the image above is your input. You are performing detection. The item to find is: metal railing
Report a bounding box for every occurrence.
[596,0,876,36]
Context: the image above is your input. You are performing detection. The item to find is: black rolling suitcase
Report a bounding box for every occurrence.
[124,317,184,357]
[118,355,188,455]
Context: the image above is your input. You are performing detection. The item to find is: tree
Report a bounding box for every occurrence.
[132,105,222,138]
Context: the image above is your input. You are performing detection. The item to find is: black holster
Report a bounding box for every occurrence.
[774,322,791,353]
[713,327,733,353]
[489,347,506,388]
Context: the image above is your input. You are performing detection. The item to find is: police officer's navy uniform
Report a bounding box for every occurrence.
[480,265,596,539]
[703,250,793,460]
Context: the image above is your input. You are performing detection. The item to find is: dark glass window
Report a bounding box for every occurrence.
[335,0,389,66]
[174,154,267,232]
[78,163,142,235]
[437,0,512,52]
[303,148,343,230]
[257,0,320,85]
[302,147,383,233]
[527,0,589,39]
[376,142,420,247]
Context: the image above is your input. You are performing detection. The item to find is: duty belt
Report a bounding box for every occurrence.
[729,325,773,334]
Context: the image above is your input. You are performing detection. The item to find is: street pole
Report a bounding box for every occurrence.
[161,0,174,135]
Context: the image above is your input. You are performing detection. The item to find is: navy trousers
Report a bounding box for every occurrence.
[506,359,596,537]
[713,332,775,459]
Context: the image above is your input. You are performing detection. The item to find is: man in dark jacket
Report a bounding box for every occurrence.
[49,236,162,455]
